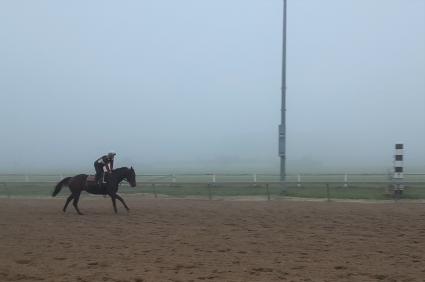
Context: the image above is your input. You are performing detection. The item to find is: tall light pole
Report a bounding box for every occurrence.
[279,0,287,181]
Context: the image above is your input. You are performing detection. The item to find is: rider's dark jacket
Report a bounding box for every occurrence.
[95,155,114,171]
[94,155,114,182]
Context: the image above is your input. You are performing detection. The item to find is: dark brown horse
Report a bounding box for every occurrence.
[52,167,136,215]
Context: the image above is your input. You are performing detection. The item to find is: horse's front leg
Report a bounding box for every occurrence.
[115,194,130,212]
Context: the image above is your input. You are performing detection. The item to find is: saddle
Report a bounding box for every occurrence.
[85,175,108,195]
[86,175,107,186]
[86,175,97,185]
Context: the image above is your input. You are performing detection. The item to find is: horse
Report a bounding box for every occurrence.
[52,166,136,215]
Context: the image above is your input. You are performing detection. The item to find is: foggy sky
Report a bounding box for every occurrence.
[0,0,424,173]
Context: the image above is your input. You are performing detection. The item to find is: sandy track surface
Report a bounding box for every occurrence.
[0,198,424,282]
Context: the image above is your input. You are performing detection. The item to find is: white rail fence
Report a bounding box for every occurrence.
[1,173,424,200]
[1,172,425,186]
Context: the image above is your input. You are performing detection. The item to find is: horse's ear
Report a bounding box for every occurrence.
[131,166,133,170]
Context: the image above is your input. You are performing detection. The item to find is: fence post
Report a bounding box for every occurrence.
[207,184,212,200]
[326,184,330,202]
[280,181,287,194]
[0,183,9,198]
[344,173,348,188]
[253,173,257,183]
[266,184,270,201]
[212,174,216,183]
[297,174,301,187]
[152,184,157,198]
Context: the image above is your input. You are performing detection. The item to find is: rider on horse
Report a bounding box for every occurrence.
[94,152,116,186]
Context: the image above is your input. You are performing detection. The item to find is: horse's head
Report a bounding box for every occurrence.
[125,167,137,187]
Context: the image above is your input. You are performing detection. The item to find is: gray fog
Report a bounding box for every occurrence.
[1,0,424,173]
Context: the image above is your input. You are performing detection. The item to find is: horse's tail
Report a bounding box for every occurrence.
[52,177,72,197]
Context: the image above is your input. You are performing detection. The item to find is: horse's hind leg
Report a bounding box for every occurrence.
[63,195,74,212]
[115,194,130,212]
[72,192,84,215]
[110,195,118,214]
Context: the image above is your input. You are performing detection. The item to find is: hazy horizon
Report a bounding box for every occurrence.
[1,0,424,174]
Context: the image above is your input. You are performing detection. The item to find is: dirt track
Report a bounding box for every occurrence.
[0,198,424,282]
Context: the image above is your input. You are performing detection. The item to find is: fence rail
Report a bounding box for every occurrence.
[0,178,424,201]
[1,172,425,183]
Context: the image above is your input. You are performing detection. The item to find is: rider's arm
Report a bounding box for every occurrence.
[105,157,113,172]
[100,156,110,172]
